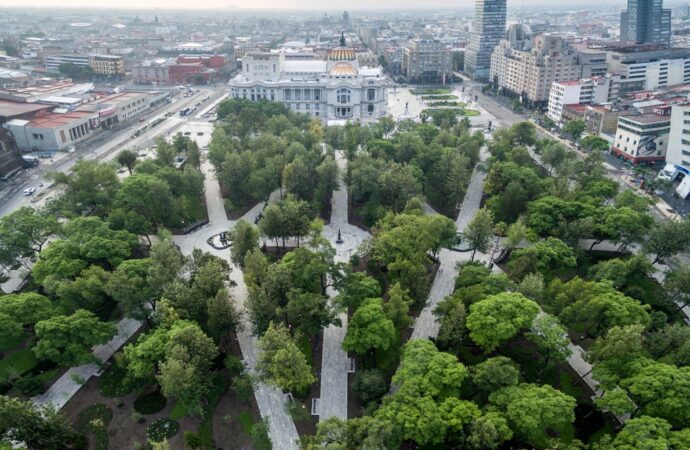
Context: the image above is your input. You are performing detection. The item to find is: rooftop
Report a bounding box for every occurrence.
[0,100,51,118]
[620,113,671,125]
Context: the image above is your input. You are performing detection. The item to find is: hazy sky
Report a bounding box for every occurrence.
[7,0,625,11]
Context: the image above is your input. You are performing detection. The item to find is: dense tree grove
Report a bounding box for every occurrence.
[344,117,483,224]
[6,91,690,449]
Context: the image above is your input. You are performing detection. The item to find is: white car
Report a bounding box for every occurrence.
[23,187,36,196]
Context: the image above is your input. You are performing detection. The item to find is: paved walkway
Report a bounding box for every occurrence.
[172,158,300,449]
[33,318,141,409]
[316,151,370,421]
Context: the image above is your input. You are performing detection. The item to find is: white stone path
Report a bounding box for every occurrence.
[316,151,370,421]
[173,159,300,449]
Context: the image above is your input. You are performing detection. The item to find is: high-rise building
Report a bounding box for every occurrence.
[666,100,690,171]
[620,0,672,46]
[465,0,507,81]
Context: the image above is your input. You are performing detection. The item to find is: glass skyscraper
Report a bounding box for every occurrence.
[620,0,671,46]
[465,0,507,81]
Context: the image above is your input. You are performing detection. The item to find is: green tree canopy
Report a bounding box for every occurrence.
[466,292,540,352]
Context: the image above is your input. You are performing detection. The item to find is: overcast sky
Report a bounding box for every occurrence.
[6,0,627,11]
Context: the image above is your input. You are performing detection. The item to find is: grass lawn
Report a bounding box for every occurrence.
[410,87,452,95]
[0,335,24,353]
[238,410,254,435]
[197,373,231,448]
[169,401,188,420]
[0,348,37,379]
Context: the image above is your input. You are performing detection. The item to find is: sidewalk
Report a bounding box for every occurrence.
[33,318,142,410]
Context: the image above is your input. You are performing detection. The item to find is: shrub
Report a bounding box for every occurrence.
[352,369,388,404]
[99,364,137,398]
[183,431,203,449]
[232,375,254,404]
[251,418,272,450]
[134,389,167,415]
[77,403,113,450]
[224,354,245,377]
[15,376,44,396]
[146,418,179,442]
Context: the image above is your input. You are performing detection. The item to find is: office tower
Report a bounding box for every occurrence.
[465,0,507,81]
[620,0,672,46]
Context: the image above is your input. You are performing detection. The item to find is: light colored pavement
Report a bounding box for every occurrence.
[33,318,141,410]
[316,151,370,421]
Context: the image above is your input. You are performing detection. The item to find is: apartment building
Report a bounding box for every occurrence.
[89,55,125,79]
[490,31,608,106]
[402,36,452,84]
[547,75,619,124]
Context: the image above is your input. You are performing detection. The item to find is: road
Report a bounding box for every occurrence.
[0,84,228,218]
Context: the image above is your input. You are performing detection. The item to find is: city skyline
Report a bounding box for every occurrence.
[5,0,629,10]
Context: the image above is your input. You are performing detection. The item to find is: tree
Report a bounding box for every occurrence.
[352,368,389,405]
[435,294,468,353]
[391,339,468,399]
[285,290,339,339]
[113,174,179,229]
[117,149,138,175]
[384,282,412,331]
[508,237,576,280]
[229,219,260,268]
[48,159,120,217]
[643,218,690,264]
[466,292,540,352]
[257,322,315,394]
[663,264,690,311]
[580,135,610,153]
[33,310,116,366]
[621,363,690,427]
[337,271,382,311]
[206,288,241,341]
[563,119,586,142]
[0,292,54,330]
[107,258,156,320]
[0,207,59,269]
[527,314,571,379]
[0,396,83,449]
[646,323,690,366]
[560,289,650,338]
[470,356,520,394]
[489,383,576,442]
[157,323,219,416]
[467,412,513,449]
[594,416,675,450]
[56,265,111,312]
[343,298,397,356]
[465,208,494,261]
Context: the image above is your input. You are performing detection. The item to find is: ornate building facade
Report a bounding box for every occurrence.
[228,35,388,123]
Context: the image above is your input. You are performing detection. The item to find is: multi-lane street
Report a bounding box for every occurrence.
[0,84,227,217]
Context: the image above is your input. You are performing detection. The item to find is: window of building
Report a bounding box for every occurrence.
[304,90,311,101]
[367,89,376,101]
[295,90,302,100]
[284,89,291,100]
[314,90,321,100]
[337,88,351,104]
[368,104,374,114]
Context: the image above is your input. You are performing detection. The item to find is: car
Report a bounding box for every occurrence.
[23,187,36,196]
